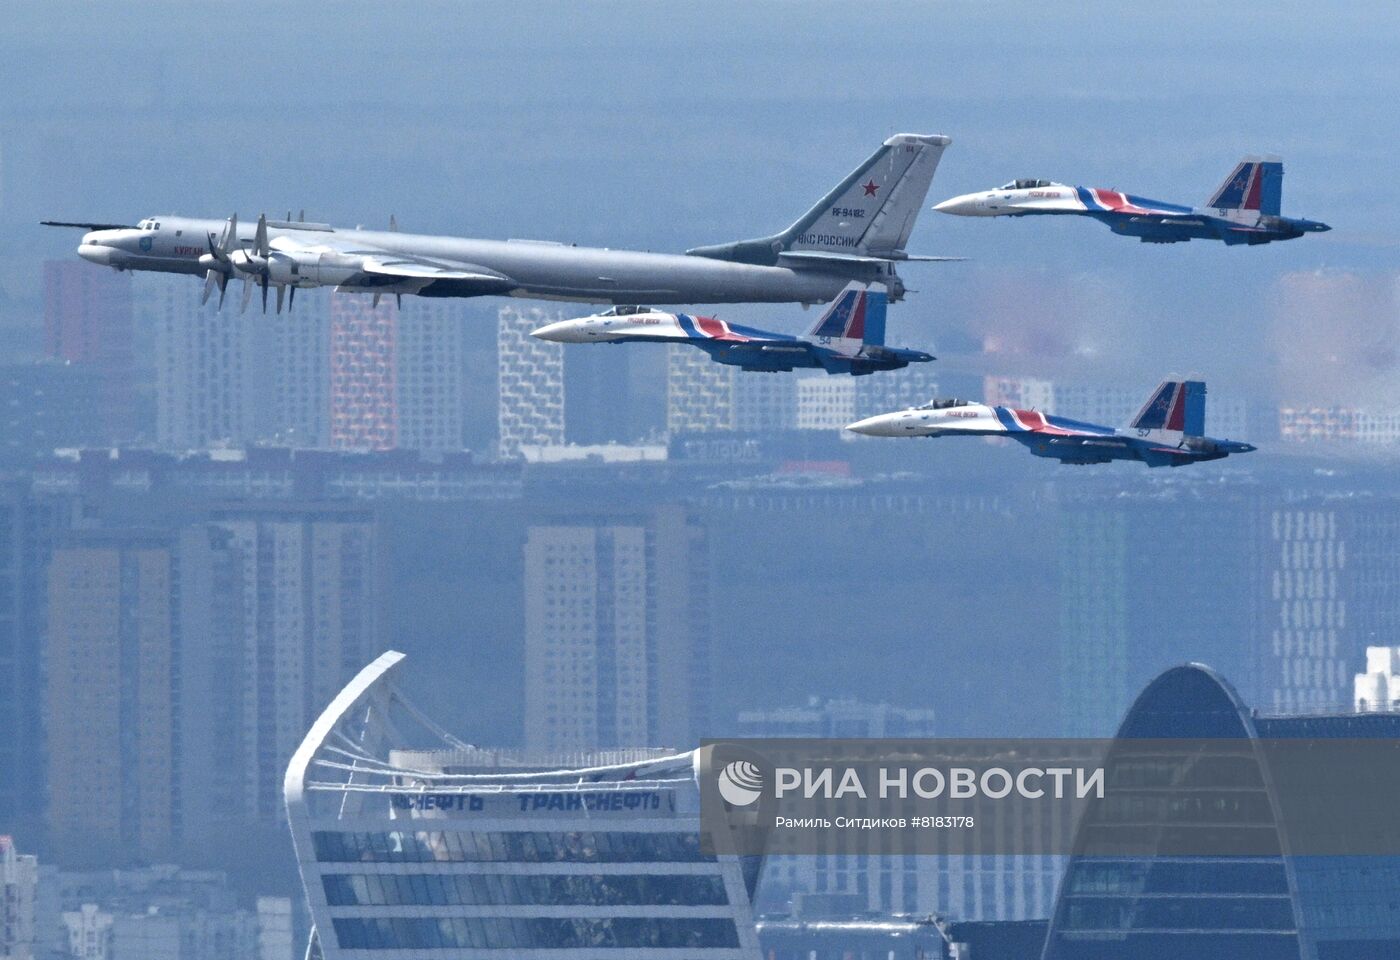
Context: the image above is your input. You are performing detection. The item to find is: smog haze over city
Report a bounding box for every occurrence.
[3,4,1400,960]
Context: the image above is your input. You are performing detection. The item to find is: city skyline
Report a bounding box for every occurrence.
[5,4,1400,960]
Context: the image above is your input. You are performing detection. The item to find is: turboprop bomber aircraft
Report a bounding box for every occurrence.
[44,134,956,312]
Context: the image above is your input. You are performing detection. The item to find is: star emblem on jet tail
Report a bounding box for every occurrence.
[862,179,881,197]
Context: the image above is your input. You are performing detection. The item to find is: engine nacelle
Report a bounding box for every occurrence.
[266,250,360,288]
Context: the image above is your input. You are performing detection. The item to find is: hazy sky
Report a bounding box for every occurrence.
[4,1,1396,399]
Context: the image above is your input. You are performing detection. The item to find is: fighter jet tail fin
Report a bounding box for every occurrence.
[802,282,888,354]
[1126,380,1207,437]
[1205,157,1283,216]
[687,134,951,266]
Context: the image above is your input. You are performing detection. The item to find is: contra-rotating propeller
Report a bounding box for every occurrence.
[199,215,237,309]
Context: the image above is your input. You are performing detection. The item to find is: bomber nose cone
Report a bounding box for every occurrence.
[77,231,116,266]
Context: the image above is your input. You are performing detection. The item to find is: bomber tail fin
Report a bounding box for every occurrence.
[1126,380,1206,437]
[802,282,888,356]
[1205,156,1283,216]
[687,134,951,266]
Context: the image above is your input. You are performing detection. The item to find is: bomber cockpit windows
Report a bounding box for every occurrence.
[1001,179,1053,190]
[916,398,971,410]
[138,219,153,230]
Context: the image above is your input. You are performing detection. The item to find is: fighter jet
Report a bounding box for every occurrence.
[532,282,931,376]
[43,134,956,313]
[932,157,1329,245]
[847,379,1255,466]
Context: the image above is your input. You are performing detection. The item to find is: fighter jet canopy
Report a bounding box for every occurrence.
[999,179,1056,190]
[916,398,973,410]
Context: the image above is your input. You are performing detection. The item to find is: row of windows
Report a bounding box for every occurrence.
[332,916,740,950]
[322,872,727,907]
[1066,859,1289,895]
[1061,895,1295,931]
[1097,791,1276,825]
[313,831,710,864]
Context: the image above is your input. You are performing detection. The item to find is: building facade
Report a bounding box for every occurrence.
[498,306,566,458]
[43,530,181,863]
[1354,646,1400,711]
[1042,663,1400,960]
[329,296,398,451]
[523,506,709,753]
[147,277,260,449]
[0,838,38,960]
[42,262,136,444]
[285,652,763,960]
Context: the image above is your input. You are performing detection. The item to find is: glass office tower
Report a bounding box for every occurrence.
[1042,664,1400,960]
[285,651,762,960]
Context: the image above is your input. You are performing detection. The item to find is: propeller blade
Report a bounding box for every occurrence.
[389,214,398,232]
[395,293,402,310]
[201,269,218,305]
[298,209,305,222]
[372,292,382,309]
[286,210,292,222]
[224,214,238,255]
[260,276,269,313]
[276,285,285,314]
[288,286,296,311]
[217,275,229,310]
[255,213,269,258]
[240,278,253,313]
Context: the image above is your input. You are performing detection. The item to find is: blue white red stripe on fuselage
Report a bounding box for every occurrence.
[674,314,795,344]
[993,407,1118,437]
[1074,187,1193,217]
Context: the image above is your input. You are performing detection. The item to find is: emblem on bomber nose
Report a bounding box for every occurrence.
[717,760,764,807]
[139,236,153,252]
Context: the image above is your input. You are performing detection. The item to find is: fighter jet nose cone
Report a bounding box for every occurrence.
[931,197,961,214]
[846,416,891,436]
[530,322,567,341]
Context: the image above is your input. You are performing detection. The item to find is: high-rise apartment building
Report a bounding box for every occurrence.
[147,278,260,449]
[0,837,37,960]
[497,305,565,457]
[523,506,708,752]
[394,300,464,453]
[0,485,76,845]
[795,376,854,431]
[44,530,181,863]
[668,346,735,434]
[207,504,381,820]
[329,295,397,450]
[43,262,137,443]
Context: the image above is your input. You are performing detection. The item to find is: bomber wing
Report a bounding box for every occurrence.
[265,232,517,296]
